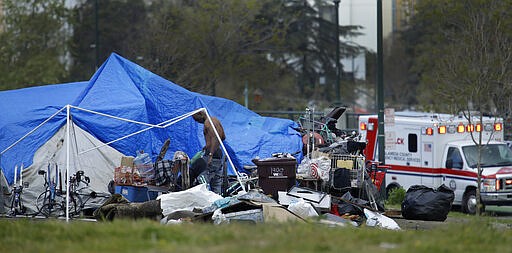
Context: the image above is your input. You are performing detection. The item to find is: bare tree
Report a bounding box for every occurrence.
[413,0,512,215]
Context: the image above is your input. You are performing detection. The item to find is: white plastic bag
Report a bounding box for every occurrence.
[364,208,400,230]
[313,156,331,182]
[287,199,318,219]
[158,183,223,216]
[297,157,312,177]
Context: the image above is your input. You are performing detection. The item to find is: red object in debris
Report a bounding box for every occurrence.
[366,161,389,189]
[330,203,340,216]
[302,132,325,146]
[370,170,386,189]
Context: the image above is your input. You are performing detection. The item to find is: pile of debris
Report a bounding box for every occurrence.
[93,183,400,230]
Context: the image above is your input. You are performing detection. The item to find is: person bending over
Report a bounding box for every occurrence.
[192,110,226,194]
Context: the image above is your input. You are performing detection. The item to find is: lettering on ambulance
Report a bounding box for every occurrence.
[384,151,421,164]
[385,150,423,189]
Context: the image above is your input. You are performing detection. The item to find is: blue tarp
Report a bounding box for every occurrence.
[0,53,303,184]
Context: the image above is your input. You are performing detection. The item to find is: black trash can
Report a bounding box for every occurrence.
[253,157,297,199]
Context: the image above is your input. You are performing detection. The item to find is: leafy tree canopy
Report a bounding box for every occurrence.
[2,0,366,111]
[0,0,69,90]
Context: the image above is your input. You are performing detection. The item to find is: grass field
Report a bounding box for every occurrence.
[1,214,511,253]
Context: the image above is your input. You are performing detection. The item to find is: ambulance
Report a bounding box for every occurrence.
[358,111,512,214]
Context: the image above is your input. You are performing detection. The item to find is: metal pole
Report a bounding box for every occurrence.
[377,0,385,164]
[201,108,246,193]
[244,81,248,108]
[95,0,99,69]
[333,0,341,105]
[65,105,70,222]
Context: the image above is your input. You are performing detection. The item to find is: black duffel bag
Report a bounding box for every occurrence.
[401,184,455,221]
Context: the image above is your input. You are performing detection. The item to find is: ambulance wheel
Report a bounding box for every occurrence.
[462,189,483,214]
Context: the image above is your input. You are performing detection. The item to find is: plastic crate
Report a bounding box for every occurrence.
[115,185,158,202]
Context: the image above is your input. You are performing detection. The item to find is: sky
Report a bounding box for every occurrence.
[339,0,393,52]
[338,0,394,79]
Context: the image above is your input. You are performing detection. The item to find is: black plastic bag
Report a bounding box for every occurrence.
[336,191,368,216]
[401,184,454,221]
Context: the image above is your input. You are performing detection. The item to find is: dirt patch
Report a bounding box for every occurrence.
[393,216,469,230]
[384,209,469,230]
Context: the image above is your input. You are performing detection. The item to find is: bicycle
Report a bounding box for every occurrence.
[35,164,74,218]
[68,170,107,218]
[8,165,27,216]
[297,108,330,143]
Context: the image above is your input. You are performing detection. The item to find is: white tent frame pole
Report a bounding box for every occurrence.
[160,108,203,128]
[69,105,167,129]
[78,108,203,155]
[74,106,246,191]
[1,105,67,155]
[65,105,71,222]
[202,108,246,193]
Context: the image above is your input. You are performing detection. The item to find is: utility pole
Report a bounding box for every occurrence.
[333,0,341,105]
[95,0,99,70]
[377,0,385,164]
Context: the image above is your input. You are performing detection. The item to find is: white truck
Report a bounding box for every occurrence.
[359,111,512,214]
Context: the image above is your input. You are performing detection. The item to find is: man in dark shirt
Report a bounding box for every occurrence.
[192,110,226,194]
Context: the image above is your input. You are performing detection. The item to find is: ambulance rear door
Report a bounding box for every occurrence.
[419,127,436,188]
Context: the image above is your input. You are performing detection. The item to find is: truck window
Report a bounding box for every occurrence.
[446,147,463,169]
[408,133,417,152]
[462,144,512,168]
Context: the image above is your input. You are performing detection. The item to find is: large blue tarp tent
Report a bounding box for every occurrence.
[0,53,303,185]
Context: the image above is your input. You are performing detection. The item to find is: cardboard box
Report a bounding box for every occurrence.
[121,156,135,168]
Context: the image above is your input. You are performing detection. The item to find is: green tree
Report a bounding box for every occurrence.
[0,0,69,90]
[132,0,300,110]
[383,35,417,109]
[271,0,364,106]
[68,0,147,81]
[67,0,366,111]
[407,0,512,114]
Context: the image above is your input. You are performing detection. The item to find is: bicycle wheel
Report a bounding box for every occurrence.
[58,194,78,217]
[69,193,83,217]
[39,201,65,218]
[36,190,50,213]
[37,192,77,218]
